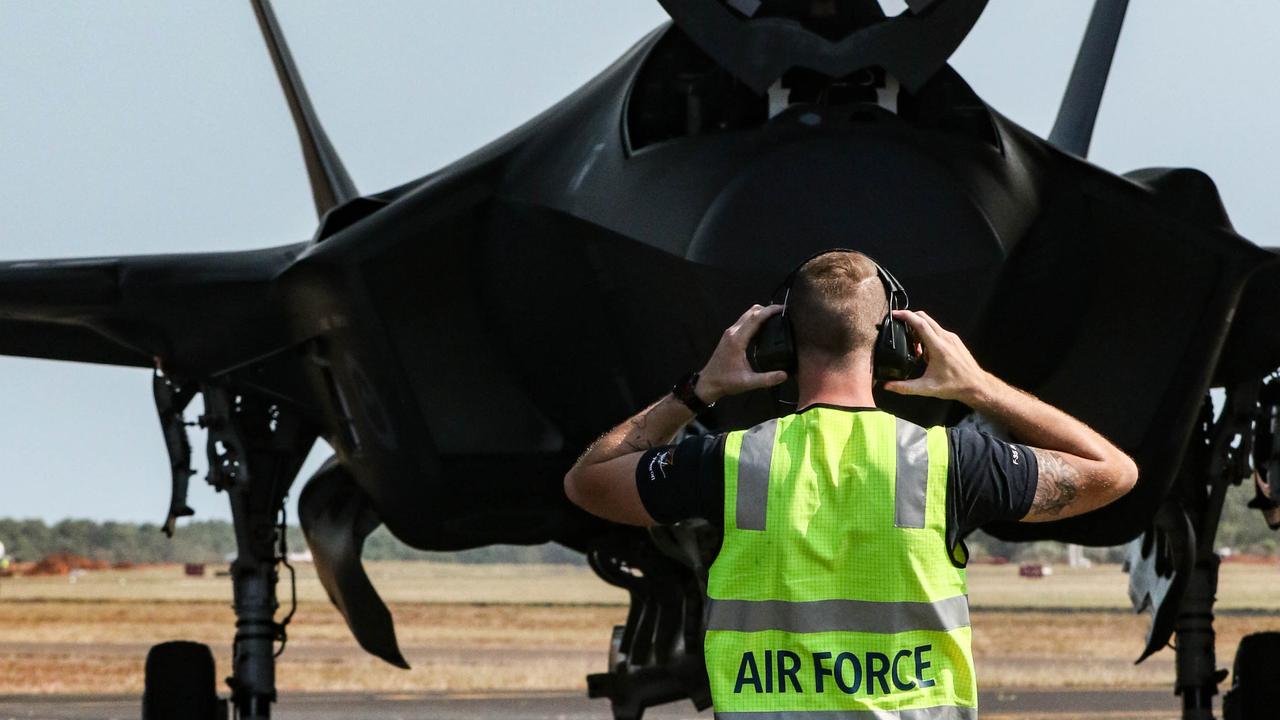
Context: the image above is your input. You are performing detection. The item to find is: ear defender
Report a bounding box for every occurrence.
[870,263,926,382]
[747,309,796,374]
[746,249,926,382]
[873,312,925,382]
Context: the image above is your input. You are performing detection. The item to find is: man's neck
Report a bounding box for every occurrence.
[795,352,877,410]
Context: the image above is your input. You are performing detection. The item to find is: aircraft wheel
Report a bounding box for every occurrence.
[141,641,222,720]
[1223,632,1280,720]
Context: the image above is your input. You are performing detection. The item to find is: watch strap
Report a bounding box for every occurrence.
[672,371,714,415]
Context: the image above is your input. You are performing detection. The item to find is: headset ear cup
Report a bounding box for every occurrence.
[874,317,919,382]
[747,312,797,374]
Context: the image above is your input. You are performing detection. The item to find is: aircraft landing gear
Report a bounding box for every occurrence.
[1171,384,1255,720]
[1173,547,1226,720]
[205,384,314,719]
[1129,380,1276,720]
[224,492,282,720]
[145,379,315,720]
[585,522,718,720]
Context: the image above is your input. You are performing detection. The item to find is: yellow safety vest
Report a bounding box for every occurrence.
[704,407,976,719]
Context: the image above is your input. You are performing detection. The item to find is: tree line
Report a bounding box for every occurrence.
[969,479,1280,563]
[3,478,1277,566]
[0,518,584,565]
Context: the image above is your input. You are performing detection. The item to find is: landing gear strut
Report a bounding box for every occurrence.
[1129,380,1274,720]
[147,376,314,720]
[204,384,314,719]
[1172,384,1257,719]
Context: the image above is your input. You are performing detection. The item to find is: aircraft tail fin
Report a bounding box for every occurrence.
[251,0,358,220]
[1048,0,1130,158]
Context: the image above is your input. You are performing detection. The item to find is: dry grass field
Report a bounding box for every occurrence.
[0,560,626,605]
[1,561,1278,694]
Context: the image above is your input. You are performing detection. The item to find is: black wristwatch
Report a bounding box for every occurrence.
[672,371,715,415]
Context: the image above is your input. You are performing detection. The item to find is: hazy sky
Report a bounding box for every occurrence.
[1,1,1276,524]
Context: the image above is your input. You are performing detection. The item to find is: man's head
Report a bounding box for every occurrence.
[788,250,888,371]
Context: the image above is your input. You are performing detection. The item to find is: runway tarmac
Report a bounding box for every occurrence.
[0,688,1189,720]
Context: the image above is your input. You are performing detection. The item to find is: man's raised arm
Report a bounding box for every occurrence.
[564,305,788,525]
[885,309,1138,522]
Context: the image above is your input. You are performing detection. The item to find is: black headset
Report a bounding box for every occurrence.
[747,248,926,382]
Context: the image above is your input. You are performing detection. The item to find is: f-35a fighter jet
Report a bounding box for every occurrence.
[4,1,1279,718]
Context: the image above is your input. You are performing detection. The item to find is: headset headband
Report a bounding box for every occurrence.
[772,248,909,317]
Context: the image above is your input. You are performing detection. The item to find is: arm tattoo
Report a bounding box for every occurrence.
[1030,449,1081,517]
[571,393,690,474]
[623,437,654,452]
[623,405,657,452]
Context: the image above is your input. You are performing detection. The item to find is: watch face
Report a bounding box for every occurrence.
[675,372,709,413]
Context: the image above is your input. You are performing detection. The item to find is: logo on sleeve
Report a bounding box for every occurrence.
[647,450,674,482]
[1011,447,1021,466]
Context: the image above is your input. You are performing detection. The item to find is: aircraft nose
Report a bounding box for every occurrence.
[687,131,1008,331]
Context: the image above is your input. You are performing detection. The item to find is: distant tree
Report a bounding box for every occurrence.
[0,517,587,565]
[0,518,49,561]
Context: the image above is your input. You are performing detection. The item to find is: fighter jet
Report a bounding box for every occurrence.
[3,1,1278,718]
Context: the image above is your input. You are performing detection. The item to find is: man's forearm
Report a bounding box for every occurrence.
[963,372,1137,519]
[572,393,694,471]
[963,373,1119,464]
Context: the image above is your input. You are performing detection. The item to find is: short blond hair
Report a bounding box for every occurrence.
[789,251,887,363]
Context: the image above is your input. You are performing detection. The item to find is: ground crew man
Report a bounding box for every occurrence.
[565,250,1137,718]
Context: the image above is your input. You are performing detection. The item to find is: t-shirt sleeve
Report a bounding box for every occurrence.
[947,426,1039,542]
[634,433,726,525]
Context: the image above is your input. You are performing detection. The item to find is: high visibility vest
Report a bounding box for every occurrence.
[704,407,976,719]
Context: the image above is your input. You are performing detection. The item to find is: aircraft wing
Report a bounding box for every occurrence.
[0,244,303,375]
[0,316,151,367]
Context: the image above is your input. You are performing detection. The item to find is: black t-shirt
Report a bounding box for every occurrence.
[634,405,1038,565]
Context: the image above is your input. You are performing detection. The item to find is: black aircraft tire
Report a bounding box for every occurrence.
[1223,632,1280,720]
[141,641,220,720]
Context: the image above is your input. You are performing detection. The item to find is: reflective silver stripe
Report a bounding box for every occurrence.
[894,418,929,529]
[736,419,778,531]
[706,594,970,634]
[715,706,976,720]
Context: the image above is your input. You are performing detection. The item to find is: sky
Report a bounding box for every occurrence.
[0,1,1276,524]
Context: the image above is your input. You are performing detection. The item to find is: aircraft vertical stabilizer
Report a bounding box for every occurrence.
[1048,0,1130,157]
[251,0,358,218]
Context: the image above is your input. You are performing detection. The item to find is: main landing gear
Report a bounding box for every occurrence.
[146,373,315,719]
[585,521,719,720]
[1127,376,1280,720]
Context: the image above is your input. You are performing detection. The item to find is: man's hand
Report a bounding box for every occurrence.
[882,309,991,404]
[695,304,789,403]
